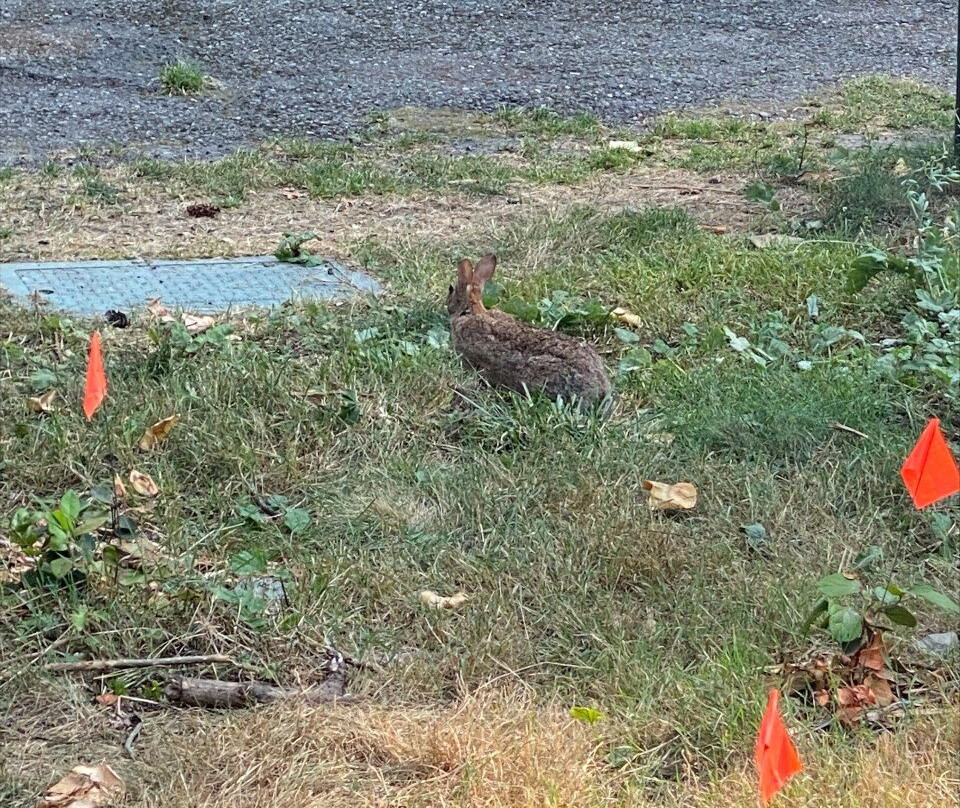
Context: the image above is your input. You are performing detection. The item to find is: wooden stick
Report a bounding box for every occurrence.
[44,654,232,673]
[830,422,870,439]
[165,676,353,708]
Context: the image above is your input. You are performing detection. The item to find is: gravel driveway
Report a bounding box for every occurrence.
[0,1,955,164]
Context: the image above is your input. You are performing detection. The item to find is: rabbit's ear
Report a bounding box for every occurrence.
[473,254,497,288]
[457,258,474,289]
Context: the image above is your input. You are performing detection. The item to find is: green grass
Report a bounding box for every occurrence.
[824,139,955,235]
[159,59,208,95]
[2,199,956,789]
[494,106,602,138]
[2,76,960,805]
[127,136,641,204]
[811,76,954,132]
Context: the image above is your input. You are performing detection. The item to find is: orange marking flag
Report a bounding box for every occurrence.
[755,689,802,805]
[901,418,960,509]
[83,331,107,420]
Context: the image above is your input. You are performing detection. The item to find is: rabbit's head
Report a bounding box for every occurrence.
[447,254,498,316]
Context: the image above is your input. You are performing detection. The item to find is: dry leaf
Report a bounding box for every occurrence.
[112,474,127,501]
[641,480,698,511]
[181,313,215,335]
[146,298,174,322]
[702,225,728,235]
[128,470,158,498]
[836,683,877,726]
[280,188,306,199]
[419,590,469,610]
[749,234,804,250]
[138,415,180,451]
[863,673,896,707]
[611,306,643,328]
[814,688,831,707]
[892,158,909,177]
[118,537,167,567]
[40,763,125,807]
[95,694,119,707]
[27,389,56,413]
[857,631,887,672]
[0,536,35,584]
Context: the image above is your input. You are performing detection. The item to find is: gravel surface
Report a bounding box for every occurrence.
[0,1,956,164]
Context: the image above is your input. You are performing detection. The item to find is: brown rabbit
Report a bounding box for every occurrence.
[447,254,611,409]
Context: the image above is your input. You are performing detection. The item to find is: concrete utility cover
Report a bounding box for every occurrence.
[0,256,380,315]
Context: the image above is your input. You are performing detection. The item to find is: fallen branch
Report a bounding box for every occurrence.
[44,654,233,673]
[165,677,353,708]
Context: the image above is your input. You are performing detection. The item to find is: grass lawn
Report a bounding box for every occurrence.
[1,76,958,807]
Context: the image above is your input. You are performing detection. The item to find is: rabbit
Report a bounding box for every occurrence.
[446,254,611,410]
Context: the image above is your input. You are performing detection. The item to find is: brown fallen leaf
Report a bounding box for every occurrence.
[27,389,56,413]
[701,224,728,235]
[146,298,175,323]
[40,763,125,807]
[863,673,896,707]
[95,693,119,707]
[419,590,468,610]
[129,470,159,498]
[112,474,127,501]
[814,688,831,707]
[611,306,643,328]
[857,631,887,672]
[641,480,698,511]
[836,683,877,726]
[181,313,215,335]
[138,415,180,451]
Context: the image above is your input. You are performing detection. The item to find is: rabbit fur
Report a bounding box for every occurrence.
[447,254,611,409]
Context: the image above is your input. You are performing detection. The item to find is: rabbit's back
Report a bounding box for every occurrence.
[451,311,610,406]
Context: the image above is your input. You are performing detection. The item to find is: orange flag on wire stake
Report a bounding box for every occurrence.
[83,331,107,420]
[901,418,960,509]
[755,689,802,805]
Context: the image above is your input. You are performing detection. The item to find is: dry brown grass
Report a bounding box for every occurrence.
[5,690,958,808]
[0,166,789,265]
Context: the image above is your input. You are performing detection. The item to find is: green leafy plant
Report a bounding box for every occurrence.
[745,181,781,211]
[481,286,611,333]
[274,232,326,266]
[7,491,110,583]
[569,705,604,724]
[847,150,960,397]
[238,494,311,535]
[805,562,959,650]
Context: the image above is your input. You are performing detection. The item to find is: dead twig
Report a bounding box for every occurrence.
[164,677,356,708]
[44,654,233,673]
[830,422,870,440]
